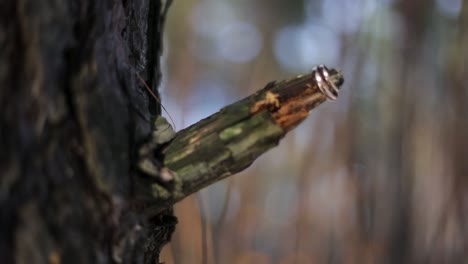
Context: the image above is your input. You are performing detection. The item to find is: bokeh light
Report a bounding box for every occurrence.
[161,0,468,263]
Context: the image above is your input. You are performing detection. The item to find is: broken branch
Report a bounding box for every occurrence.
[136,65,344,214]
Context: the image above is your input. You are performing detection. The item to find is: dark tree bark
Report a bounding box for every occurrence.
[0,0,173,263]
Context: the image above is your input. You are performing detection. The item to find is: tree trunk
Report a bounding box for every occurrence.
[0,0,173,263]
[0,1,344,263]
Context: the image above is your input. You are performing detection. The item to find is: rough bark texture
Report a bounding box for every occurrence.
[0,0,173,263]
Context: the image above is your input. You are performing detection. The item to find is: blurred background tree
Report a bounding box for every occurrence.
[159,0,468,263]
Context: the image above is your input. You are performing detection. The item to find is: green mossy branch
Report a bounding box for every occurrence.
[137,68,344,215]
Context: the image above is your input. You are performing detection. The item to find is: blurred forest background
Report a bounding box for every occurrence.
[159,0,467,263]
